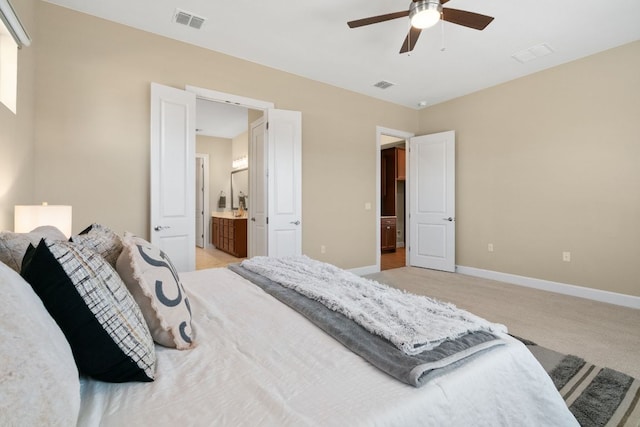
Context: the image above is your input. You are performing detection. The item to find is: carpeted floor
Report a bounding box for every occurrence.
[520,337,640,426]
[366,266,640,380]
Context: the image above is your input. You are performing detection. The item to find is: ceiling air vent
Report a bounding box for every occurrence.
[173,9,206,30]
[511,43,554,64]
[373,80,395,90]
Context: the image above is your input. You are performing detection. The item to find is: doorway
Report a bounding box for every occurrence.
[151,83,301,271]
[380,137,407,271]
[194,98,254,269]
[188,86,303,267]
[375,128,457,273]
[376,127,414,272]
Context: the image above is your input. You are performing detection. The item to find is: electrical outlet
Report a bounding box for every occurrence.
[321,245,326,254]
[487,243,494,252]
[562,251,571,262]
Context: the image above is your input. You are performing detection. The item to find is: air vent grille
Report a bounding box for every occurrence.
[373,80,395,90]
[189,16,205,29]
[512,43,554,64]
[173,9,206,29]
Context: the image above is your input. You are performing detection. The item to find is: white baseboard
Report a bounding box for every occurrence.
[396,242,405,248]
[456,265,640,310]
[349,264,379,276]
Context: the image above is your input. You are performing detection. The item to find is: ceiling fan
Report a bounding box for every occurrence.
[347,0,494,54]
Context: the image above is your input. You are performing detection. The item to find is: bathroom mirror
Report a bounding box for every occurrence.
[231,168,249,210]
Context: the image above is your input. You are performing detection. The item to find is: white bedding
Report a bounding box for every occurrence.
[77,267,578,426]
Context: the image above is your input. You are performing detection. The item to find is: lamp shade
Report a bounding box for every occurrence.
[15,204,72,237]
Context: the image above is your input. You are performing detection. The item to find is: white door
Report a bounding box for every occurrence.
[267,109,302,257]
[249,116,268,257]
[408,131,455,272]
[248,109,302,258]
[150,83,196,272]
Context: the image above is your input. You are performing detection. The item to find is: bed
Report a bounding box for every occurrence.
[0,225,579,426]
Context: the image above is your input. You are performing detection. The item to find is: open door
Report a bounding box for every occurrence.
[249,116,268,257]
[408,131,455,272]
[267,109,302,257]
[249,109,302,258]
[150,83,196,272]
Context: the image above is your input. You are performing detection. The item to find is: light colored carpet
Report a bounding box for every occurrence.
[365,266,640,379]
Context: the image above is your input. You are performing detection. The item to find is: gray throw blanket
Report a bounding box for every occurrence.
[228,263,506,387]
[241,255,506,355]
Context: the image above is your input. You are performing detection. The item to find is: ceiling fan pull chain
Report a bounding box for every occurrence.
[440,18,446,51]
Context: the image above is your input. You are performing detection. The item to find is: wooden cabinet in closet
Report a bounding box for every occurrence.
[381,217,397,252]
[381,146,405,252]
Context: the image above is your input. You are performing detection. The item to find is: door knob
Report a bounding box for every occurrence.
[154,225,170,231]
[442,217,454,222]
[251,217,256,222]
[290,220,301,225]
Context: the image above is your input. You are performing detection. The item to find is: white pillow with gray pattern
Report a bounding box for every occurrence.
[0,225,66,272]
[117,233,195,350]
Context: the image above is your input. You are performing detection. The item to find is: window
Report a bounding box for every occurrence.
[0,17,18,113]
[0,0,32,114]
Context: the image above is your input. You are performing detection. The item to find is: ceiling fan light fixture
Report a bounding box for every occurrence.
[410,0,442,29]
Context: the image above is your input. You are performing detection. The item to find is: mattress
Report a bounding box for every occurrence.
[77,267,578,426]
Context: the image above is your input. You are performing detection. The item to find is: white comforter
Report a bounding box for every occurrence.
[77,267,578,427]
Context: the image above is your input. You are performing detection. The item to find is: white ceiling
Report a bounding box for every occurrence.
[195,99,247,139]
[43,0,640,109]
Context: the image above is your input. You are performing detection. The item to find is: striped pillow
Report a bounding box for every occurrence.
[71,223,123,267]
[21,239,156,383]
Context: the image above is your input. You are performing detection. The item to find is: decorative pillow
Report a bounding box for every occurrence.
[116,232,195,350]
[70,223,123,267]
[0,225,66,272]
[0,260,80,426]
[21,239,156,382]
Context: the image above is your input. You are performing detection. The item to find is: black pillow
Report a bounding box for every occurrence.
[21,239,156,383]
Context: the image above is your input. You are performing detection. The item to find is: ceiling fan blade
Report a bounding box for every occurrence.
[399,27,423,54]
[348,10,409,28]
[441,8,494,30]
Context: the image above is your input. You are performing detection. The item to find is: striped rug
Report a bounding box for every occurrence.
[524,340,640,427]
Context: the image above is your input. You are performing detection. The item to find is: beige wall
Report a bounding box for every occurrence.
[231,130,248,164]
[7,1,636,297]
[418,41,640,297]
[31,2,417,269]
[0,0,36,230]
[196,135,232,216]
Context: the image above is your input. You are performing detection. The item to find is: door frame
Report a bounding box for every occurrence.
[195,153,210,248]
[186,86,274,110]
[186,85,274,255]
[375,126,414,272]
